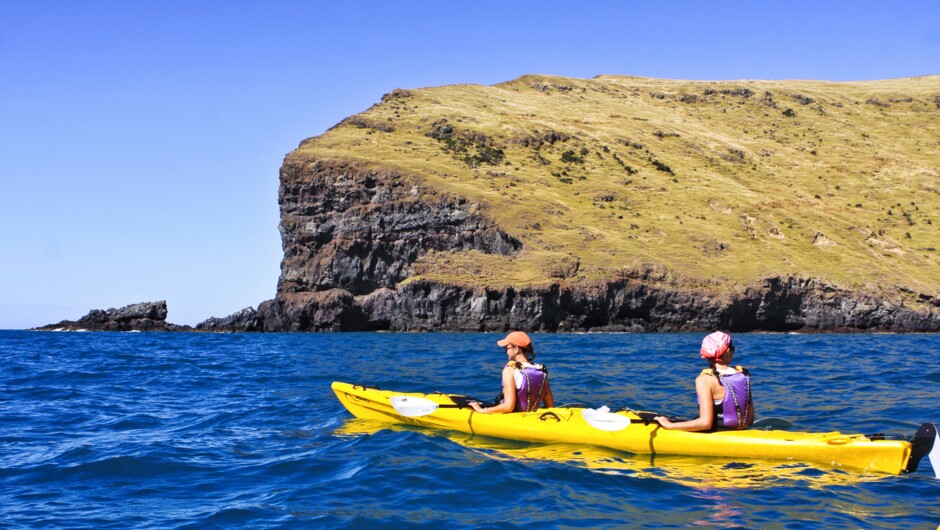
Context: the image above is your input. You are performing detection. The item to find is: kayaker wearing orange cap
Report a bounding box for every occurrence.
[655,331,754,431]
[469,331,554,414]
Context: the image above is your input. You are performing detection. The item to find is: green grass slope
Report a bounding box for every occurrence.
[291,74,940,305]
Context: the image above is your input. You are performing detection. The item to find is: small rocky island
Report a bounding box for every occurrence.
[34,301,192,332]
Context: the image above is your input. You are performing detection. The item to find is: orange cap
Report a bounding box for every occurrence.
[497,331,532,349]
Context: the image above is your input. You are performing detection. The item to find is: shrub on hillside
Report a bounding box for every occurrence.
[651,159,674,174]
[721,88,754,98]
[612,153,639,175]
[561,149,584,164]
[792,94,815,105]
[465,144,504,167]
[429,120,455,139]
[432,124,505,168]
[617,138,645,150]
[761,91,778,108]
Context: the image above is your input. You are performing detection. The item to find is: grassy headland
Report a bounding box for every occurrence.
[290,75,940,306]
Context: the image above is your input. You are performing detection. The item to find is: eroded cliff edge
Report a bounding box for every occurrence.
[199,159,939,332]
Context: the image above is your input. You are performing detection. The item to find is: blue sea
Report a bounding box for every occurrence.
[2,330,938,529]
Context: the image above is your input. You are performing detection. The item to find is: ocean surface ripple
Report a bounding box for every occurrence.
[1,330,938,528]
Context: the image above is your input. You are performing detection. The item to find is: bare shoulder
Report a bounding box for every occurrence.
[695,372,719,389]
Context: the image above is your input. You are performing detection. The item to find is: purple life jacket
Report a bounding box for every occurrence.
[500,363,549,412]
[715,369,753,429]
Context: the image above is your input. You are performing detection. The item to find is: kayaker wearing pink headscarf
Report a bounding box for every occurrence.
[655,331,754,431]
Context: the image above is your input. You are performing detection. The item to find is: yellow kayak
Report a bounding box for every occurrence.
[331,381,939,475]
[335,418,890,489]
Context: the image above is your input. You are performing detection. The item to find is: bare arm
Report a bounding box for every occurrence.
[542,377,554,408]
[746,392,755,426]
[655,374,716,432]
[470,366,517,414]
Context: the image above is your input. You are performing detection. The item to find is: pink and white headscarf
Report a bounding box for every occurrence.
[700,331,733,359]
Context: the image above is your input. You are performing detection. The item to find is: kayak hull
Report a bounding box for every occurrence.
[332,381,924,474]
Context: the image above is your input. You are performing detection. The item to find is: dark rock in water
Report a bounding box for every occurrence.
[34,301,192,332]
[196,306,264,332]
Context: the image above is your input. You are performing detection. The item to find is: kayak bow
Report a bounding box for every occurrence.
[331,381,938,476]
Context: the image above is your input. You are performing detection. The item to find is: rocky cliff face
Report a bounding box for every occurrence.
[276,159,521,297]
[264,158,522,331]
[197,159,940,333]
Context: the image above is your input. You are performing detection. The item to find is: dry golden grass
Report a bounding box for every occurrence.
[292,74,940,301]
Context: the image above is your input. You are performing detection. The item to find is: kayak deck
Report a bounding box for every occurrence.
[331,381,937,475]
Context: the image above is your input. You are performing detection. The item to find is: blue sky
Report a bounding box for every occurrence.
[1,1,938,329]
